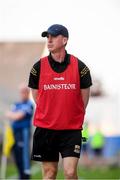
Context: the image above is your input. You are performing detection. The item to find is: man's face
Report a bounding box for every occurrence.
[47,34,68,53]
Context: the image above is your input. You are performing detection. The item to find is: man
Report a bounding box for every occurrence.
[6,84,34,179]
[28,24,92,179]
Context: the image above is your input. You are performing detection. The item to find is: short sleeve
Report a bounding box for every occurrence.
[20,103,33,116]
[78,59,92,89]
[28,60,40,89]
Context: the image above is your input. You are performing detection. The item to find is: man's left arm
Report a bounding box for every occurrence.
[78,59,92,109]
[6,103,33,121]
[5,111,25,121]
[81,88,90,109]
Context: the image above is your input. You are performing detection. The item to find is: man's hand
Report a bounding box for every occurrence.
[5,111,25,121]
[5,111,13,119]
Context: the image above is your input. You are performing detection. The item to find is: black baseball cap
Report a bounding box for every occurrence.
[41,24,69,38]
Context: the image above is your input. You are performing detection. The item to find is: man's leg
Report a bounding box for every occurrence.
[42,161,58,180]
[63,157,79,180]
[59,130,82,179]
[13,128,31,179]
[31,128,59,179]
[22,128,31,179]
[12,129,25,179]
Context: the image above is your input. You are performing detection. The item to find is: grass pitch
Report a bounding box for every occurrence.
[6,162,120,179]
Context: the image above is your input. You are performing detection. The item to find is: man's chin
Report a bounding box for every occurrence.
[48,49,56,53]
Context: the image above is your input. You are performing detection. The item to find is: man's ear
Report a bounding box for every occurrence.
[63,37,68,45]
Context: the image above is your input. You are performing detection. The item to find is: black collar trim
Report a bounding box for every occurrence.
[48,51,70,65]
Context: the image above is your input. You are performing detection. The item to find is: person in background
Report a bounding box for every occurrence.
[90,127,105,166]
[5,84,34,179]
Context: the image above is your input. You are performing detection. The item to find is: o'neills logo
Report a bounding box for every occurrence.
[44,84,76,90]
[54,77,64,80]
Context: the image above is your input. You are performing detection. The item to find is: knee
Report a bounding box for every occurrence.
[64,168,77,179]
[43,167,57,179]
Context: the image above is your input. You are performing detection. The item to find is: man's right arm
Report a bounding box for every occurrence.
[31,89,38,103]
[28,60,40,103]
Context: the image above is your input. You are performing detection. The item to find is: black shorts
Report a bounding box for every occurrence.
[31,127,82,162]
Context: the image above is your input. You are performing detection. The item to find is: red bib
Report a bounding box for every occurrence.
[33,55,85,130]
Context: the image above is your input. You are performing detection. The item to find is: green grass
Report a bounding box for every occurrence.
[6,162,120,179]
[77,166,120,179]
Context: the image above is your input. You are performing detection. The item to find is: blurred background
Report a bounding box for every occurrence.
[0,0,120,179]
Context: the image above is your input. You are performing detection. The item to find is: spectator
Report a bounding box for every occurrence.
[90,127,105,166]
[5,84,34,179]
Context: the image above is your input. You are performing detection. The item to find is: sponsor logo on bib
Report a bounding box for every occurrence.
[44,84,76,90]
